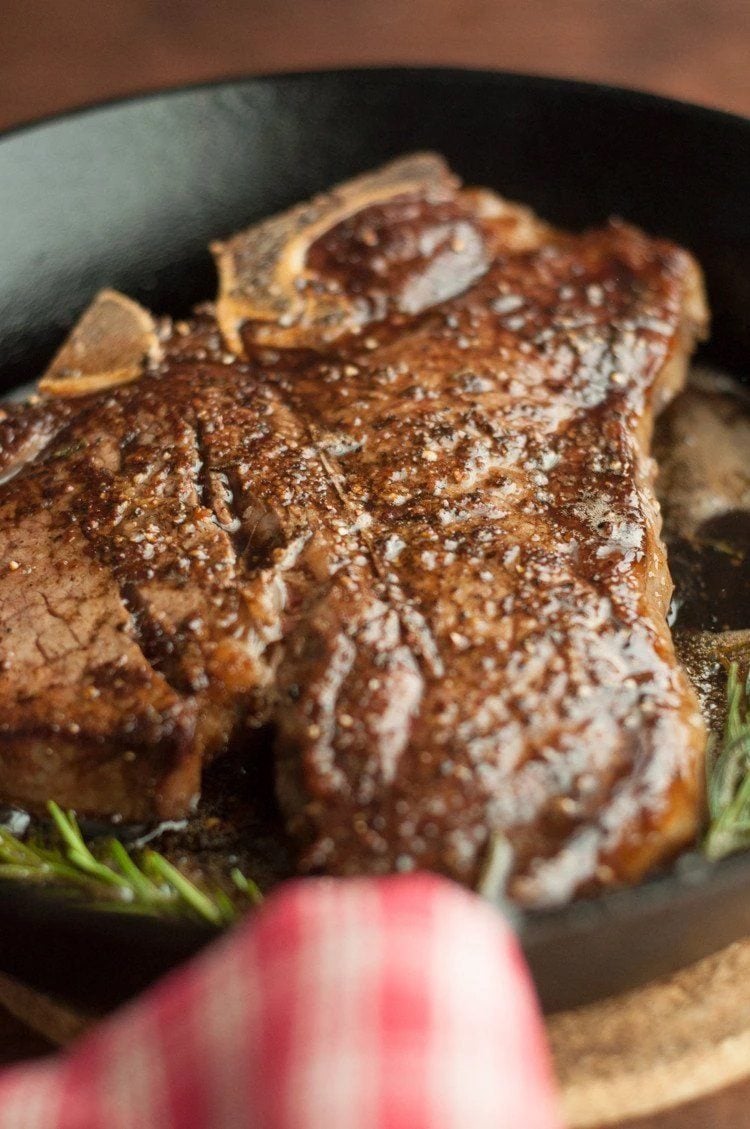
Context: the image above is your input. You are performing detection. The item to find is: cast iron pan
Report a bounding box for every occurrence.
[0,69,748,1016]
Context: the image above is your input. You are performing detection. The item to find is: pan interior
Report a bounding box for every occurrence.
[0,70,748,1013]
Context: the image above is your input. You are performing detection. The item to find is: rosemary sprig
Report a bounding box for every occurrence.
[704,662,750,861]
[7,666,748,914]
[230,867,264,907]
[0,801,262,926]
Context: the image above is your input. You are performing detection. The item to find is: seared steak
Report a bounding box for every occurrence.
[0,155,708,905]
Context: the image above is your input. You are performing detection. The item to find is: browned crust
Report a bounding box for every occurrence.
[0,156,712,898]
[211,152,461,352]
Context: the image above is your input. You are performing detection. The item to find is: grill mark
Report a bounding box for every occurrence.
[188,405,292,725]
[191,417,209,508]
[193,410,285,576]
[192,413,237,554]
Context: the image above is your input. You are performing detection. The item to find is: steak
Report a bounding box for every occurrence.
[0,155,708,905]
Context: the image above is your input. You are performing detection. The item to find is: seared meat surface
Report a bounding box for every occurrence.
[0,156,708,905]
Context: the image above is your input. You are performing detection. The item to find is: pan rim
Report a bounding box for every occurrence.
[0,65,748,1010]
[0,64,747,144]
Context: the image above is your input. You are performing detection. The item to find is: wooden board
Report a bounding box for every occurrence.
[549,937,750,1127]
[0,975,92,1050]
[3,936,750,1126]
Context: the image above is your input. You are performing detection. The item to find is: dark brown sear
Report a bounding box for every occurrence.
[0,155,710,907]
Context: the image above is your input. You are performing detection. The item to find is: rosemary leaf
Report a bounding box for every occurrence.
[108,839,160,902]
[231,867,264,907]
[49,803,128,890]
[142,852,225,927]
[704,662,750,861]
[0,801,263,925]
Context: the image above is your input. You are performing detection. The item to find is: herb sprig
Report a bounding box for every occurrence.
[2,667,750,918]
[0,801,262,925]
[704,661,750,861]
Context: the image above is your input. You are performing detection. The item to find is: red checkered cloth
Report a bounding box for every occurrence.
[0,874,562,1128]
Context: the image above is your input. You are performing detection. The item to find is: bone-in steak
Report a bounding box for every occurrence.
[0,155,708,905]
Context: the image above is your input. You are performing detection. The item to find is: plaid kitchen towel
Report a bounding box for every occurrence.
[0,874,562,1128]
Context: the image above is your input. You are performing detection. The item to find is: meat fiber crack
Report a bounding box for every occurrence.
[0,154,708,907]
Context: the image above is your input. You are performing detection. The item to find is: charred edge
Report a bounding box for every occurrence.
[0,407,76,488]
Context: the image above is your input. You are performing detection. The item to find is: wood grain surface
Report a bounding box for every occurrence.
[1,1,749,1123]
[2,0,748,131]
[550,937,750,1127]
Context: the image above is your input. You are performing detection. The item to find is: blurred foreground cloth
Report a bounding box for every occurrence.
[0,874,561,1128]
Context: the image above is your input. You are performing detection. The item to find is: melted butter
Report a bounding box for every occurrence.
[657,367,750,737]
[657,368,750,634]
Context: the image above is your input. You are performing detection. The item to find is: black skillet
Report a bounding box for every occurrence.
[0,69,748,1016]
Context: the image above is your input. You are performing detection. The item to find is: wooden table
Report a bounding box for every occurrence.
[1,0,748,129]
[1,1,748,1123]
